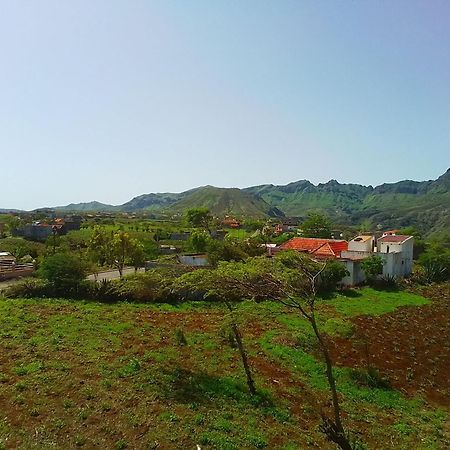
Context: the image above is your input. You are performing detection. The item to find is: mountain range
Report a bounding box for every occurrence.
[4,169,450,234]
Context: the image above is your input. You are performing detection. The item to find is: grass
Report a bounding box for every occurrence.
[0,286,447,449]
[328,287,430,317]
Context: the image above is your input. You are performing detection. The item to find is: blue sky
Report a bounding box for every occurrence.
[1,1,449,210]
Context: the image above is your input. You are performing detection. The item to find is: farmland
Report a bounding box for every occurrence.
[0,286,448,449]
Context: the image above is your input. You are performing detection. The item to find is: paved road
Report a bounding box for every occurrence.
[0,278,26,291]
[87,267,144,282]
[0,268,144,291]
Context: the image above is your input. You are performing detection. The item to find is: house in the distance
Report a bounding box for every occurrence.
[222,217,241,229]
[276,232,414,286]
[278,237,348,258]
[177,253,209,267]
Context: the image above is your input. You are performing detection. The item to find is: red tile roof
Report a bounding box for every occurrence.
[378,235,411,243]
[279,238,348,258]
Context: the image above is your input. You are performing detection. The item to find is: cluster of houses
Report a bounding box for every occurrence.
[275,231,414,286]
[13,216,82,241]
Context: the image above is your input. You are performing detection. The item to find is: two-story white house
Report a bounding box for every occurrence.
[339,233,414,286]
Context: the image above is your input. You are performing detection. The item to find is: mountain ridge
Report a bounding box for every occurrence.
[3,169,449,234]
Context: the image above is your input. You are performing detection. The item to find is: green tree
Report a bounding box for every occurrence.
[189,230,210,253]
[361,255,383,283]
[129,240,145,272]
[269,252,355,450]
[185,207,212,234]
[87,226,112,267]
[301,213,332,238]
[175,260,275,395]
[206,239,248,267]
[39,253,86,293]
[88,228,145,276]
[320,259,350,292]
[111,231,137,277]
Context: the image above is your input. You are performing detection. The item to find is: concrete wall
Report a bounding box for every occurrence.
[339,259,366,286]
[341,250,372,260]
[348,236,374,253]
[177,255,209,266]
[378,238,413,278]
[380,251,412,278]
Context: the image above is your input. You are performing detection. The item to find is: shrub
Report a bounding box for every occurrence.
[319,260,349,292]
[376,274,399,290]
[113,271,169,302]
[361,255,383,284]
[174,328,187,346]
[418,250,450,283]
[89,279,121,302]
[39,253,87,294]
[349,366,390,389]
[5,278,50,298]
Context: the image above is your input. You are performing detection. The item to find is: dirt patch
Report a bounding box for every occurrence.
[328,287,450,406]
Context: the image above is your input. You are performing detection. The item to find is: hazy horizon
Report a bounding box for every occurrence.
[2,1,449,210]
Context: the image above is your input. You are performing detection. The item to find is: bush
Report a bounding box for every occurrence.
[4,278,50,298]
[319,260,349,293]
[174,328,187,346]
[112,268,189,303]
[349,366,390,390]
[39,253,87,290]
[88,279,121,302]
[418,251,450,283]
[361,255,383,284]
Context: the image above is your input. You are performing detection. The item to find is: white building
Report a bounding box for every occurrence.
[377,234,414,278]
[338,234,414,286]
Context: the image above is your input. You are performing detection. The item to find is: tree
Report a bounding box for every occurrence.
[206,239,248,267]
[361,255,383,283]
[185,207,213,234]
[175,262,269,395]
[269,252,355,450]
[129,240,145,273]
[189,229,210,253]
[87,226,112,267]
[177,253,356,448]
[301,213,332,238]
[320,259,350,293]
[39,253,86,293]
[111,231,138,277]
[88,228,145,276]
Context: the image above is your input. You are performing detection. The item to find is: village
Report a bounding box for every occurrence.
[0,210,415,288]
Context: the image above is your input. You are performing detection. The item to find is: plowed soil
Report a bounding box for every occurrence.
[329,285,450,406]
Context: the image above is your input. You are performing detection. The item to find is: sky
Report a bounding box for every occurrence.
[1,0,449,210]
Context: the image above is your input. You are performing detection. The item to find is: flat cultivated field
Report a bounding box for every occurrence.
[0,286,448,449]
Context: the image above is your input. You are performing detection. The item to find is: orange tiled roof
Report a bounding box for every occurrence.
[279,237,348,258]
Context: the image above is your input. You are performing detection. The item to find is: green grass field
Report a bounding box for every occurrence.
[0,287,448,449]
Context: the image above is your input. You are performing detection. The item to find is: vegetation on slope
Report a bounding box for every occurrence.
[0,286,448,449]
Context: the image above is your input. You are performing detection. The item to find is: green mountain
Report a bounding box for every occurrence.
[120,192,189,212]
[245,180,373,220]
[356,169,450,234]
[21,168,449,234]
[166,186,284,218]
[52,201,117,212]
[246,169,450,234]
